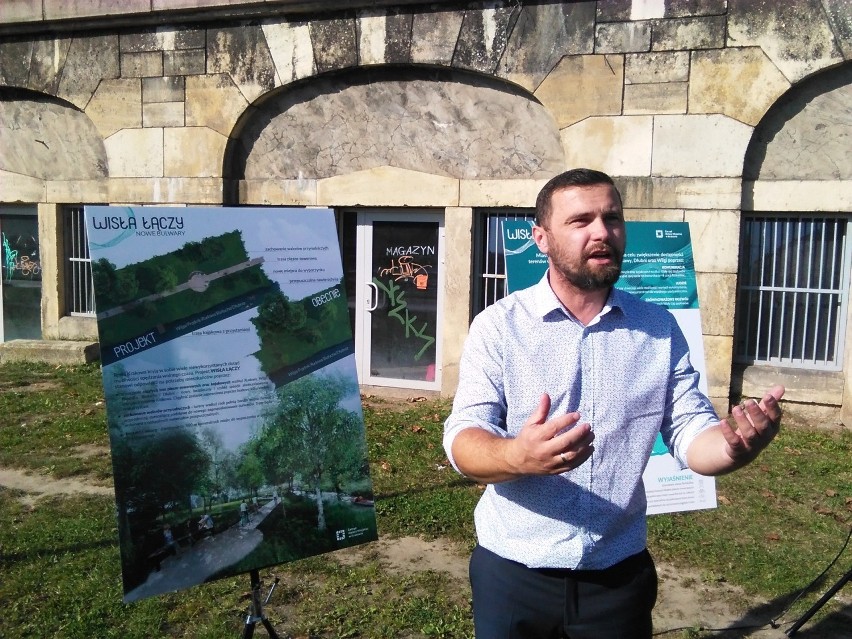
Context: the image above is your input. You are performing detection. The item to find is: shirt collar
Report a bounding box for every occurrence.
[533,270,628,322]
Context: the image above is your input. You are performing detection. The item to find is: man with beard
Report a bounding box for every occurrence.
[443,168,784,639]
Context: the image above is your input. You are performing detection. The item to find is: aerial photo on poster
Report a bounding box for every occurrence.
[85,206,378,602]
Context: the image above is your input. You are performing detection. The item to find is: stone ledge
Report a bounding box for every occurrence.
[0,339,100,365]
[732,364,844,407]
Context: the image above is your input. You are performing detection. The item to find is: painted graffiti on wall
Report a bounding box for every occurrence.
[378,255,431,289]
[371,275,435,361]
[1,233,41,281]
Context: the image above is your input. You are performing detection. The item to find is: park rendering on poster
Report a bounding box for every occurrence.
[85,206,378,603]
[502,220,717,516]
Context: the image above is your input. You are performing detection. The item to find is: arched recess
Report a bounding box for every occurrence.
[743,63,852,185]
[0,87,108,183]
[223,65,563,197]
[735,62,852,411]
[0,88,107,343]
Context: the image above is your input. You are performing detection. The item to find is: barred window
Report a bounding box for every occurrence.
[734,214,851,371]
[471,209,535,318]
[63,205,96,316]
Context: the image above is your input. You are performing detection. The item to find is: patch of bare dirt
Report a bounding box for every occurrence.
[68,443,111,459]
[333,535,469,583]
[360,392,443,413]
[0,466,113,507]
[0,380,60,393]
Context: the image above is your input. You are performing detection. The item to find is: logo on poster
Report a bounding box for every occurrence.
[93,215,137,230]
[506,228,533,241]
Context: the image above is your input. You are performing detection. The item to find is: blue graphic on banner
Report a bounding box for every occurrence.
[502,221,698,308]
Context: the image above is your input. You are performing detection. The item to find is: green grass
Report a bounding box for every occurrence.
[648,425,851,597]
[1,363,850,638]
[0,362,111,479]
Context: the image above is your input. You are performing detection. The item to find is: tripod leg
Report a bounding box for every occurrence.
[241,619,255,639]
[260,617,282,639]
[786,568,851,637]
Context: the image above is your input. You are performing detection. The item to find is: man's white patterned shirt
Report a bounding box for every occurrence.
[443,274,718,569]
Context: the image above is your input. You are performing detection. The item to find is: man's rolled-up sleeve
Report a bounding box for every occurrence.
[443,310,509,473]
[660,323,719,469]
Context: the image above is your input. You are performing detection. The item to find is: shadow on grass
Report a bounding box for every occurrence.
[0,537,117,565]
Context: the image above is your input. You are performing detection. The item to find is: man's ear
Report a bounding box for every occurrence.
[532,225,549,254]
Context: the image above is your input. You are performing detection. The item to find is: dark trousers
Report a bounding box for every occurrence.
[469,545,657,639]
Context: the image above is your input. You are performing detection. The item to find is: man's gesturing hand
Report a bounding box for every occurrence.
[506,393,595,476]
[687,384,785,476]
[719,384,785,465]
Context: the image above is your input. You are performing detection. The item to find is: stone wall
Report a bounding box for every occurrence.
[0,0,850,413]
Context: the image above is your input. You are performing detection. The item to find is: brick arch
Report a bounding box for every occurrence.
[0,87,108,181]
[224,66,563,184]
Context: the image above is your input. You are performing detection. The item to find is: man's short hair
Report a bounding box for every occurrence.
[535,168,621,227]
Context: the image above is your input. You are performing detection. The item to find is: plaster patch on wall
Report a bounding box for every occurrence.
[631,0,665,20]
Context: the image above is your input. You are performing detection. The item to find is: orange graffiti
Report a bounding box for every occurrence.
[378,255,431,282]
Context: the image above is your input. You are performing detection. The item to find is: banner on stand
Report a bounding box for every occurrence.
[86,206,378,602]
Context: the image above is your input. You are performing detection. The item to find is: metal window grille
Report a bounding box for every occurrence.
[63,205,96,316]
[472,209,535,318]
[734,213,851,371]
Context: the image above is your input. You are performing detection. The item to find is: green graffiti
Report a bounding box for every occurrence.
[373,276,435,361]
[2,233,18,281]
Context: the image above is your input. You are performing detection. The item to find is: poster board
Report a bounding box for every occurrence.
[86,206,378,602]
[503,220,717,515]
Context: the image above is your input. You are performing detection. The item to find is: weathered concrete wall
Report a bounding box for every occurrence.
[0,93,107,180]
[235,69,563,181]
[0,0,849,414]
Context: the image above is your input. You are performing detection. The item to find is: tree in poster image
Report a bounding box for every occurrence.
[236,450,265,501]
[198,427,228,511]
[113,431,212,528]
[254,289,307,334]
[92,258,140,308]
[251,373,367,531]
[244,424,299,495]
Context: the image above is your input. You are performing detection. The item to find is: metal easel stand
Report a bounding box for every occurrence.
[786,566,851,637]
[241,569,289,639]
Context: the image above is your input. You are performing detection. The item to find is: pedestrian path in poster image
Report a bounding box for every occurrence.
[125,499,279,603]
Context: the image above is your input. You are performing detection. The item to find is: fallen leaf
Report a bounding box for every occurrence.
[718,495,732,505]
[825,489,837,497]
[411,425,424,433]
[766,533,780,542]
